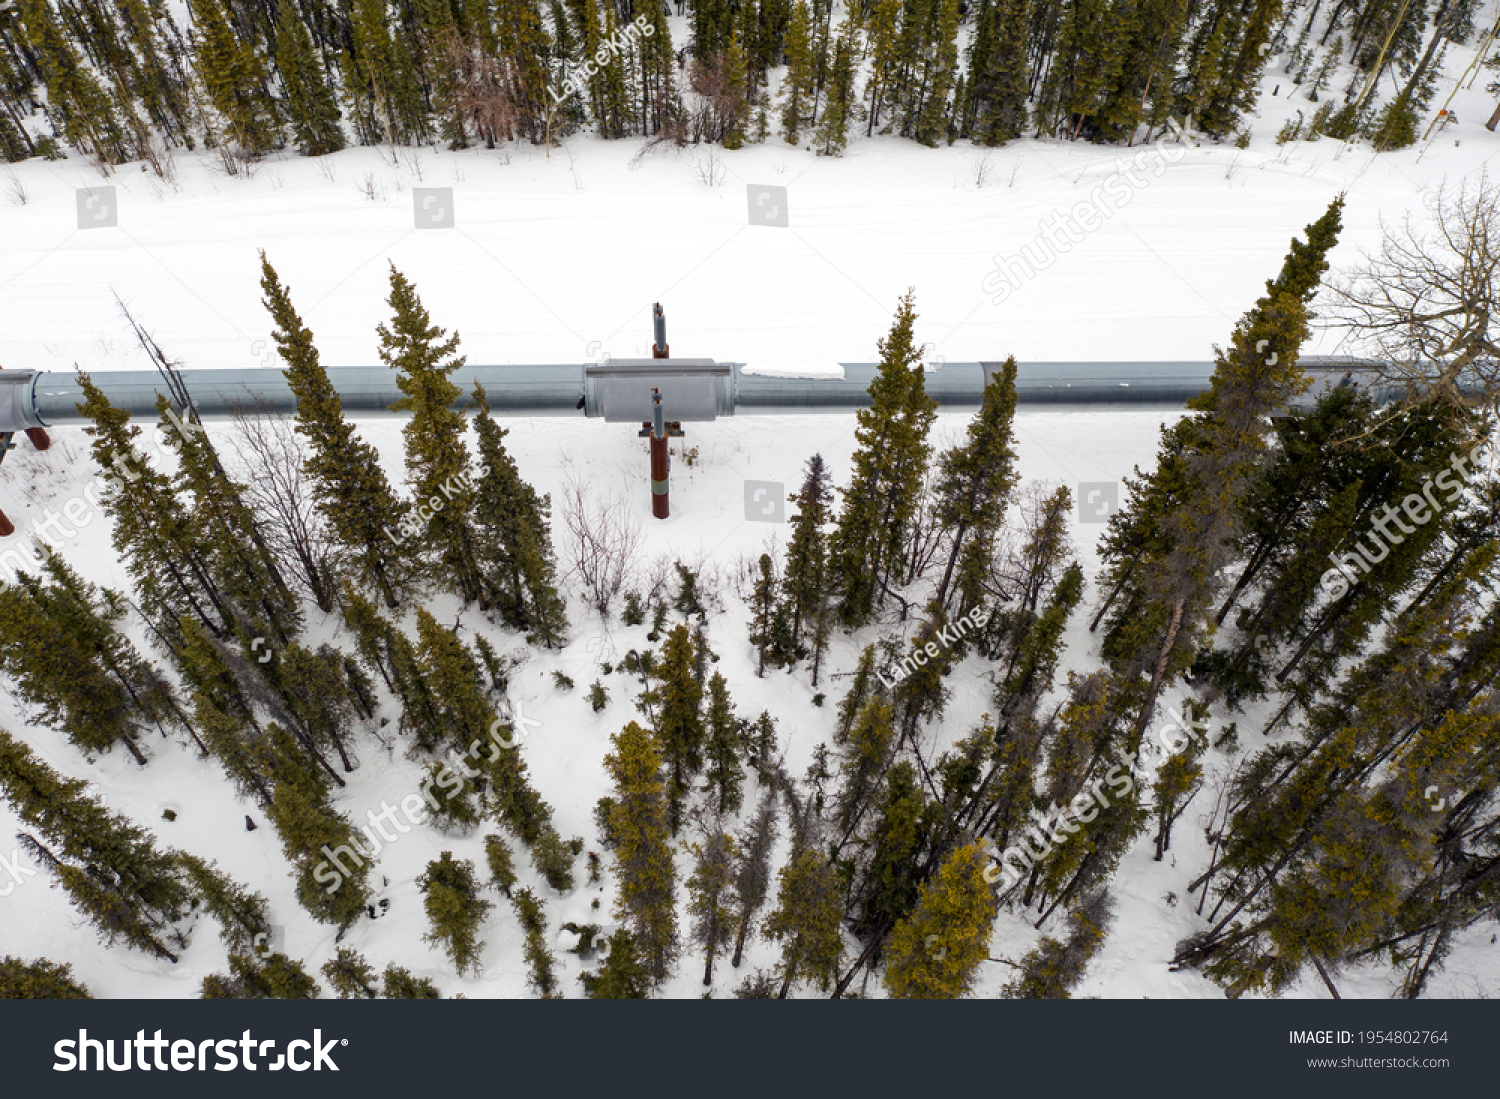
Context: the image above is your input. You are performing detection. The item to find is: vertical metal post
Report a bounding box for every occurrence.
[0,431,14,537]
[650,388,669,519]
[652,303,669,359]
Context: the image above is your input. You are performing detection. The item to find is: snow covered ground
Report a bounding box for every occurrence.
[4,39,1500,998]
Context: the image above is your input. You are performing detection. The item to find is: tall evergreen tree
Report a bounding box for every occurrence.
[603,721,679,982]
[701,672,745,816]
[261,254,412,609]
[655,624,706,831]
[829,291,937,624]
[685,826,737,986]
[932,356,1019,619]
[730,786,780,968]
[882,840,998,997]
[470,383,568,645]
[382,264,486,606]
[187,0,281,156]
[0,729,191,961]
[273,0,345,155]
[764,844,845,996]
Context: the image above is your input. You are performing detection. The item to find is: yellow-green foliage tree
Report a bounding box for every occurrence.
[883,840,998,998]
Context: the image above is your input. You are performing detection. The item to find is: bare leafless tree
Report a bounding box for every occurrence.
[1323,171,1500,413]
[226,398,340,612]
[435,31,533,148]
[560,473,643,619]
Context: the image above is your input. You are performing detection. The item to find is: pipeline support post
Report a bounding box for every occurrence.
[650,388,670,519]
[652,303,669,359]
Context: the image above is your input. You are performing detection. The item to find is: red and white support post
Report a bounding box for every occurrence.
[0,365,50,537]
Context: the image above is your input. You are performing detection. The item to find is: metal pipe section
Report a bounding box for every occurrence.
[0,359,1412,433]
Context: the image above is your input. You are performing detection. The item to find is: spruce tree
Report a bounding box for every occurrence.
[0,957,92,998]
[382,264,486,606]
[513,886,560,996]
[418,851,492,975]
[484,832,518,896]
[763,845,845,997]
[967,0,1030,143]
[188,0,281,157]
[813,16,854,155]
[201,952,320,998]
[883,840,998,997]
[382,964,442,998]
[1004,890,1115,997]
[1097,197,1345,745]
[580,930,652,998]
[261,254,412,609]
[685,826,737,986]
[655,624,706,831]
[261,724,370,931]
[75,371,230,646]
[15,0,129,161]
[155,392,300,646]
[0,560,178,766]
[175,852,272,953]
[782,453,832,643]
[322,947,380,997]
[603,721,679,982]
[274,0,345,155]
[729,787,780,968]
[471,383,568,645]
[0,729,192,961]
[933,357,1019,619]
[779,0,813,144]
[701,672,745,815]
[830,291,937,624]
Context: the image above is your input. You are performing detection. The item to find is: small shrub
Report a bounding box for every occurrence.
[589,680,609,711]
[552,670,575,692]
[647,603,668,641]
[382,964,441,999]
[484,833,517,897]
[531,827,579,892]
[622,591,645,626]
